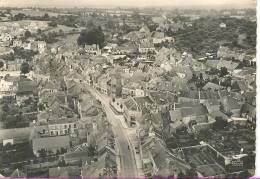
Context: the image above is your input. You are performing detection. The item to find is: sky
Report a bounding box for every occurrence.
[0,0,256,8]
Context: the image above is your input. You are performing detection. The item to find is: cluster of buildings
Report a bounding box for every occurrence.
[0,7,256,178]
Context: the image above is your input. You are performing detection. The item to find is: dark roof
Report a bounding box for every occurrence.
[10,169,27,178]
[32,136,70,151]
[49,166,80,178]
[181,104,208,117]
[241,103,256,117]
[16,78,37,95]
[202,82,225,91]
[222,96,241,110]
[149,91,176,105]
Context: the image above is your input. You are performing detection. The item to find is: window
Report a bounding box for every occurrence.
[74,124,76,128]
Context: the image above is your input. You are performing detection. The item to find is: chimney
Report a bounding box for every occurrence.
[173,102,176,111]
[198,90,201,101]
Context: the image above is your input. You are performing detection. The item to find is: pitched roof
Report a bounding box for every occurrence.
[170,110,182,122]
[81,149,117,177]
[203,82,225,91]
[151,31,165,38]
[222,96,241,110]
[149,91,176,105]
[16,78,37,94]
[139,40,154,49]
[0,127,31,142]
[241,103,256,117]
[217,60,239,71]
[205,60,219,68]
[180,104,208,117]
[32,135,70,151]
[49,166,80,178]
[10,168,27,178]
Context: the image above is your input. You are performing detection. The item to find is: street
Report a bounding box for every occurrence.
[86,86,138,177]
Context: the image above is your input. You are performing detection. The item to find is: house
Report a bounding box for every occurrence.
[0,46,14,56]
[0,33,12,42]
[15,78,37,104]
[202,82,225,91]
[6,59,25,71]
[94,74,111,95]
[112,43,138,55]
[221,96,241,117]
[217,60,239,73]
[0,78,13,94]
[85,44,101,55]
[169,104,208,133]
[148,91,176,109]
[228,117,248,127]
[81,148,117,177]
[32,135,71,157]
[179,145,226,178]
[217,46,245,62]
[122,81,146,98]
[123,96,154,127]
[219,22,227,28]
[48,118,78,137]
[179,90,220,104]
[12,39,23,48]
[0,127,32,145]
[37,41,47,54]
[64,143,90,164]
[9,168,27,178]
[109,74,122,97]
[49,166,80,178]
[204,99,220,113]
[139,40,155,54]
[38,80,58,95]
[151,31,174,44]
[140,136,190,177]
[240,103,256,123]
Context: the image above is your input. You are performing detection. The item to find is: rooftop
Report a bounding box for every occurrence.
[49,166,80,178]
[32,135,70,151]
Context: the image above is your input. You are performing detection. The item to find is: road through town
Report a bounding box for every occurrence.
[86,86,138,177]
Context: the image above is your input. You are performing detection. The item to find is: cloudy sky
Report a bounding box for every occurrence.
[0,0,256,8]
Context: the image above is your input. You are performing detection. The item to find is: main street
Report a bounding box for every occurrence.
[86,86,138,177]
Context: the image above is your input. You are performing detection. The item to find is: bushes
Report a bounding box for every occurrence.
[173,17,256,57]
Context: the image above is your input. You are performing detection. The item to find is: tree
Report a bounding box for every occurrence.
[58,29,65,36]
[43,13,50,20]
[186,168,198,178]
[213,116,228,129]
[77,26,105,48]
[48,21,57,27]
[24,30,31,38]
[220,67,228,77]
[37,29,42,35]
[0,61,4,68]
[106,19,115,29]
[38,149,47,158]
[20,62,30,74]
[88,144,96,157]
[177,171,185,179]
[87,19,94,27]
[58,158,66,167]
[13,13,26,21]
